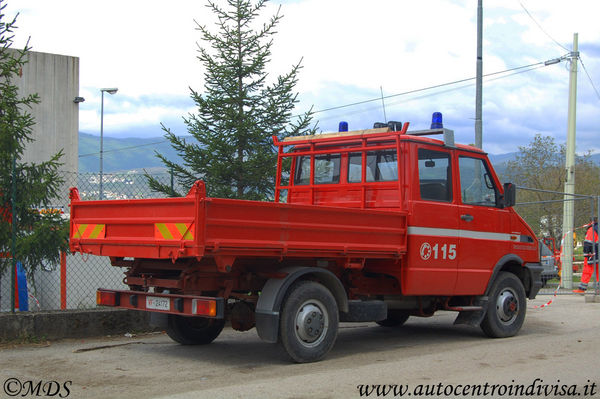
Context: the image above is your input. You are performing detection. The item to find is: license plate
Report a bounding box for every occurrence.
[146,296,170,311]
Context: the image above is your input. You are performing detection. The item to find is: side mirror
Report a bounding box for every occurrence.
[503,183,516,208]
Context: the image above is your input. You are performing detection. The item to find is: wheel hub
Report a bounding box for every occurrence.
[496,288,519,324]
[295,302,327,345]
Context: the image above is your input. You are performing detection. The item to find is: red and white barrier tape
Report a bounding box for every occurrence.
[533,223,591,309]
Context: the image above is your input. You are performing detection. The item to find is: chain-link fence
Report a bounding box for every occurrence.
[0,171,183,313]
[2,173,596,312]
[515,186,599,296]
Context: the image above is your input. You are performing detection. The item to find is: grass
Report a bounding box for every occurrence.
[0,334,50,349]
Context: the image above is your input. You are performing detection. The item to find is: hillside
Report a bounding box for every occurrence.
[83,132,600,177]
[78,132,193,173]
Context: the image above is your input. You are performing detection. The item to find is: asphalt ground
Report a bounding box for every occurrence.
[1,294,599,399]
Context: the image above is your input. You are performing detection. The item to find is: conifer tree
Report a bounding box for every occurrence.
[0,1,68,292]
[147,0,314,200]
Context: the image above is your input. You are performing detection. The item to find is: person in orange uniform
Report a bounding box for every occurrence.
[574,218,598,294]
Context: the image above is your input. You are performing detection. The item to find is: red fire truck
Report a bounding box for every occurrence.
[69,114,543,362]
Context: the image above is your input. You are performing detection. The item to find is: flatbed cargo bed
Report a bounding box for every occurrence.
[69,181,407,268]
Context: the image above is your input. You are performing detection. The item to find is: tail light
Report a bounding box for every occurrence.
[192,298,217,317]
[97,290,119,306]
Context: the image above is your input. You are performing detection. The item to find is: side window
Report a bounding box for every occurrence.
[348,153,362,183]
[294,156,310,185]
[314,154,341,184]
[366,150,397,182]
[293,155,341,185]
[418,148,452,202]
[459,156,498,206]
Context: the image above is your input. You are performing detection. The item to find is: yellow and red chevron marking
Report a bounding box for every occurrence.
[154,223,195,240]
[72,223,105,239]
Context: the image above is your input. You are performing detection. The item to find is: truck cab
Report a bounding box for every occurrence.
[273,116,540,300]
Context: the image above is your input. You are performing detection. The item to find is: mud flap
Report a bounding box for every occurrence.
[149,312,168,329]
[339,300,387,322]
[453,297,489,327]
[525,263,544,299]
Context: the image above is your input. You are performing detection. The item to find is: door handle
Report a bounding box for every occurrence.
[461,214,474,222]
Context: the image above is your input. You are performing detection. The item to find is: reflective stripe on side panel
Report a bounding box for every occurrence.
[407,226,516,242]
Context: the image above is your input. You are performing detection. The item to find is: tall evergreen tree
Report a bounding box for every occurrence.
[147,0,314,200]
[0,1,68,295]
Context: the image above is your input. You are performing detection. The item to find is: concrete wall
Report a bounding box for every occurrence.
[12,50,79,177]
[0,309,156,342]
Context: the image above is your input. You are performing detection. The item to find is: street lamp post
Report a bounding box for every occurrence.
[99,87,118,200]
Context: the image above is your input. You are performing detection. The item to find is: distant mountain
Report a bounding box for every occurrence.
[488,152,518,166]
[591,153,600,166]
[78,132,196,173]
[488,152,518,178]
[78,134,599,178]
[489,152,600,180]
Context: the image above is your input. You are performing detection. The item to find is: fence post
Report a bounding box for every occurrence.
[170,169,174,196]
[11,154,17,313]
[60,251,67,309]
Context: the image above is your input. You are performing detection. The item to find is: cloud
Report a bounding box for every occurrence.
[6,0,600,154]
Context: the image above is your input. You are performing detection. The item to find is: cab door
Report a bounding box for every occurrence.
[455,154,510,294]
[404,145,459,295]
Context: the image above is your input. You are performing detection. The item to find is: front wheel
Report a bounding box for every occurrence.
[480,272,526,338]
[279,281,339,363]
[166,315,225,345]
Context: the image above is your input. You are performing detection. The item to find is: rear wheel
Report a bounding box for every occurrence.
[376,310,410,327]
[480,272,526,338]
[279,281,339,363]
[166,315,225,345]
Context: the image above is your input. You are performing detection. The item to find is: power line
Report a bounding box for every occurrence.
[579,56,600,102]
[313,64,548,124]
[79,57,564,158]
[518,0,570,52]
[79,140,168,158]
[299,60,550,118]
[517,2,600,103]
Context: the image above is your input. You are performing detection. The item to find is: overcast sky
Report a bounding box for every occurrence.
[6,0,600,155]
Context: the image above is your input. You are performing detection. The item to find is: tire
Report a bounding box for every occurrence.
[376,310,410,327]
[166,315,225,345]
[279,281,339,363]
[480,272,526,338]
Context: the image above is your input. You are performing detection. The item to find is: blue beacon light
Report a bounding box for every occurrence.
[431,112,443,129]
[339,121,348,132]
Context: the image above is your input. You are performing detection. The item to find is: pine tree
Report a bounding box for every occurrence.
[146,0,314,200]
[0,1,68,293]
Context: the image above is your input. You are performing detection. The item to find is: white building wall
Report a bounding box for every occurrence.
[13,50,79,177]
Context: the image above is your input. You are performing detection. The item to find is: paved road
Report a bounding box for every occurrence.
[1,295,599,399]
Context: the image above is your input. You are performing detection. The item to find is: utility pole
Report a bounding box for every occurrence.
[561,33,579,289]
[475,0,483,149]
[99,87,118,200]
